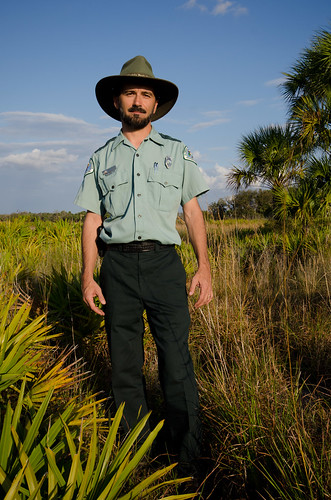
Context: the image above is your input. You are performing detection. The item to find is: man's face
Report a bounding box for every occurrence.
[114,84,158,130]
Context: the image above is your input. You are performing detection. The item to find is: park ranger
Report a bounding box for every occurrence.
[75,55,213,474]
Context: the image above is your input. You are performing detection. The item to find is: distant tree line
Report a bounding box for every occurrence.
[0,211,85,222]
[208,189,274,219]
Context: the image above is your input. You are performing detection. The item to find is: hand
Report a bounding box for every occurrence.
[188,267,213,309]
[82,278,106,316]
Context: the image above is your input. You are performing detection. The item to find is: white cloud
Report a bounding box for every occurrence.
[236,99,261,107]
[180,0,247,16]
[0,111,118,140]
[0,111,121,213]
[202,110,229,118]
[181,0,207,11]
[188,117,230,132]
[200,168,218,188]
[214,164,230,188]
[212,1,248,16]
[200,163,230,189]
[2,111,86,125]
[212,1,232,15]
[265,77,286,87]
[192,150,203,162]
[0,111,120,174]
[0,148,78,171]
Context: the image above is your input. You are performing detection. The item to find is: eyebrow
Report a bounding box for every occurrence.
[121,87,155,96]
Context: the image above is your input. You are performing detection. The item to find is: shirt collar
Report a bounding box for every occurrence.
[148,127,165,146]
[112,131,126,150]
[112,126,165,150]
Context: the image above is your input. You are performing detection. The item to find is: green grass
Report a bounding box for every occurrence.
[0,213,330,499]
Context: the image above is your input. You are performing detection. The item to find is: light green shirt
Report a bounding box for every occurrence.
[74,127,209,245]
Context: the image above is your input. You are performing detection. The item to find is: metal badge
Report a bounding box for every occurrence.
[102,166,117,176]
[164,156,172,169]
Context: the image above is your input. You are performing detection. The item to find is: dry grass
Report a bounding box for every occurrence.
[0,214,330,499]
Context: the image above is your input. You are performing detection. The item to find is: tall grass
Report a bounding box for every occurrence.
[0,213,330,499]
[181,218,330,499]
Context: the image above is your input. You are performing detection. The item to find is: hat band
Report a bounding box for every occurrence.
[124,72,154,78]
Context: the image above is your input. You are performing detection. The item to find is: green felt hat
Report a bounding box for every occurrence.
[95,55,179,121]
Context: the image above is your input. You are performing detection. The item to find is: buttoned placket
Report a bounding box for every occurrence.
[133,147,144,240]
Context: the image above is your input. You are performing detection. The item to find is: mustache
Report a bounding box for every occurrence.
[128,106,146,113]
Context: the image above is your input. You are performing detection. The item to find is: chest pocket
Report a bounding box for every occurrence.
[98,169,130,219]
[147,168,182,212]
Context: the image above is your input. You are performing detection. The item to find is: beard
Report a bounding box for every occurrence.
[119,106,154,130]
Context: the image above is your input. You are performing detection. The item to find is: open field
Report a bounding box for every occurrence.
[0,213,330,499]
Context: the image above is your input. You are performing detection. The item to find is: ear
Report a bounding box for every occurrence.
[113,96,119,110]
[153,101,158,114]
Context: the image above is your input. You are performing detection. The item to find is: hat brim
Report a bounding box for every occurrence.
[95,75,178,121]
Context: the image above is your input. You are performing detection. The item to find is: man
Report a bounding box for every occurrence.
[75,56,213,472]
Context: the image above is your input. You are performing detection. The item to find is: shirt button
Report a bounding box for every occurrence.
[137,172,141,176]
[138,214,142,218]
[136,153,140,157]
[137,193,141,197]
[138,236,142,240]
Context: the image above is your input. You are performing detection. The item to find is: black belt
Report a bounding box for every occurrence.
[105,240,174,253]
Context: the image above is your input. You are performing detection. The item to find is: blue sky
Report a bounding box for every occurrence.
[1,0,330,213]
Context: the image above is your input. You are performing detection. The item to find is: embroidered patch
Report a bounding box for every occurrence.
[164,156,172,169]
[102,166,117,176]
[183,146,196,163]
[84,161,94,175]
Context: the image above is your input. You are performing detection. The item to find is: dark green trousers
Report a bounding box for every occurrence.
[100,245,201,463]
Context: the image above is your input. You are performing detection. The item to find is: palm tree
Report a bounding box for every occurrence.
[228,29,330,224]
[227,124,305,191]
[282,28,331,152]
[273,154,330,223]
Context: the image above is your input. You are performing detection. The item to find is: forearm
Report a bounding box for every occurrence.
[183,199,210,270]
[80,211,105,315]
[81,211,103,285]
[183,197,213,308]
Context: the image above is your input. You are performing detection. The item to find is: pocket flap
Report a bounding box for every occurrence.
[147,170,181,188]
[99,168,129,194]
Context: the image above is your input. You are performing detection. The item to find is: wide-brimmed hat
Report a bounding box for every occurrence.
[95,55,179,122]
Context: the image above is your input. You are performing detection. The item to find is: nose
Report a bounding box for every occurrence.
[133,92,142,106]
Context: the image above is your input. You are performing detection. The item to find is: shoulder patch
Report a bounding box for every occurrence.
[183,146,196,164]
[84,161,94,175]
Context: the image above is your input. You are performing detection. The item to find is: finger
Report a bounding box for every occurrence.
[86,298,105,316]
[84,292,106,316]
[194,288,213,309]
[188,276,199,296]
[91,304,105,316]
[96,289,106,305]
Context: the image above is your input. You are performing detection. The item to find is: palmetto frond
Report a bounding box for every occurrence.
[289,92,331,150]
[282,29,331,104]
[0,294,195,500]
[282,29,331,151]
[228,125,305,191]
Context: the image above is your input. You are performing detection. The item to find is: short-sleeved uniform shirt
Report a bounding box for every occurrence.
[74,127,209,245]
